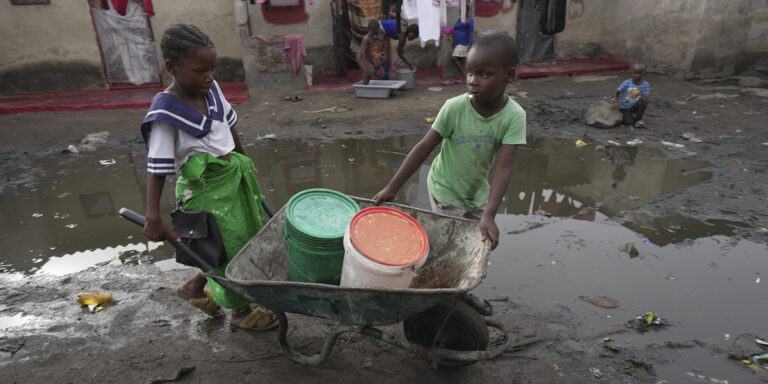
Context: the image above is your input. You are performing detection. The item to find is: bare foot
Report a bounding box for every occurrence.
[179,273,207,299]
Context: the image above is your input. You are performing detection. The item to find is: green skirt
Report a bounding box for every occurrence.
[176,152,264,309]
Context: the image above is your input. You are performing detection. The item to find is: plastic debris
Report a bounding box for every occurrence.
[682,132,696,140]
[553,363,559,371]
[589,367,603,378]
[640,312,663,326]
[77,291,113,312]
[684,371,729,383]
[619,242,639,258]
[428,87,444,92]
[303,105,349,113]
[755,338,768,346]
[65,145,79,154]
[607,140,622,146]
[575,139,587,148]
[243,113,250,118]
[661,140,685,148]
[99,159,116,166]
[425,117,435,123]
[626,138,643,146]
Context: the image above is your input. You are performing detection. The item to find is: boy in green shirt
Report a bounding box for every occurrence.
[374,32,526,250]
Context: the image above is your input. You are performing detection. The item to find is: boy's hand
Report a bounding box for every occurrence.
[479,214,499,250]
[144,217,180,242]
[372,188,397,205]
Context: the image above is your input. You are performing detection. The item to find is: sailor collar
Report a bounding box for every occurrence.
[141,83,225,144]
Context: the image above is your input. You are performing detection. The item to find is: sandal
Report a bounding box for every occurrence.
[177,287,223,317]
[233,307,279,331]
[441,79,455,86]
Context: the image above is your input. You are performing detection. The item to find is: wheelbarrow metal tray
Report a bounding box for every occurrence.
[226,198,491,326]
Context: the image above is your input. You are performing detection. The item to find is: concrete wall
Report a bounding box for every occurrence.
[0,0,242,93]
[0,1,105,92]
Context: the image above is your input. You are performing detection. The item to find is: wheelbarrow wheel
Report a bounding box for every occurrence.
[403,301,489,367]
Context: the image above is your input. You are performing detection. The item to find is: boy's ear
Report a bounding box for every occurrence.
[164,59,177,76]
[506,67,516,83]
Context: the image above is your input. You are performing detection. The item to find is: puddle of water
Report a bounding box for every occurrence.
[0,137,718,275]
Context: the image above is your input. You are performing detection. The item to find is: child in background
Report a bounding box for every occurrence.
[357,19,385,85]
[615,63,650,128]
[444,4,474,85]
[374,33,526,250]
[141,24,277,331]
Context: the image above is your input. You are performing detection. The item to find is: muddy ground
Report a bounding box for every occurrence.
[1,72,767,383]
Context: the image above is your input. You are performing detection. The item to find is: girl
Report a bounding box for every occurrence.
[141,24,276,330]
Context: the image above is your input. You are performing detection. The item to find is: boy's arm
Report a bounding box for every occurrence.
[397,37,416,71]
[144,174,179,242]
[480,144,518,250]
[373,129,443,204]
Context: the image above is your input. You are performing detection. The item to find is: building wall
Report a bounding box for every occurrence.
[0,1,105,92]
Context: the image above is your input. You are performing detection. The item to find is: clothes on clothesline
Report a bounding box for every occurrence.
[418,0,441,47]
[431,0,472,6]
[284,34,308,78]
[100,0,154,17]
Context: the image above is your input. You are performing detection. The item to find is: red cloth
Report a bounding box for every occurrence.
[101,0,154,17]
[284,34,307,78]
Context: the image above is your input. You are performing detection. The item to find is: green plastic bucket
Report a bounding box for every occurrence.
[283,189,359,284]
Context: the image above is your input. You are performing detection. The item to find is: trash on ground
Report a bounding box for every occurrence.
[756,338,768,346]
[256,134,276,141]
[682,132,696,140]
[77,291,113,312]
[580,295,619,309]
[428,87,444,92]
[589,367,603,378]
[619,242,639,258]
[684,371,729,383]
[607,140,622,146]
[425,117,434,123]
[575,139,587,148]
[303,105,349,113]
[627,312,665,332]
[243,113,250,118]
[282,96,303,102]
[661,140,685,148]
[99,159,116,166]
[626,138,643,146]
[64,145,79,154]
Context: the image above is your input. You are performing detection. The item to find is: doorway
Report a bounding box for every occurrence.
[517,0,554,64]
[89,1,161,89]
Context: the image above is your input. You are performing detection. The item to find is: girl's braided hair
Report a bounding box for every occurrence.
[160,24,214,64]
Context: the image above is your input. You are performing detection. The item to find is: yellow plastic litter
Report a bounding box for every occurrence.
[77,291,113,312]
[575,140,587,148]
[303,105,350,113]
[425,117,435,123]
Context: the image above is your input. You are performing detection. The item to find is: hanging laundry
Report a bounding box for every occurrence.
[540,0,566,35]
[402,0,418,19]
[417,0,441,47]
[101,0,155,17]
[284,34,308,78]
[431,0,472,6]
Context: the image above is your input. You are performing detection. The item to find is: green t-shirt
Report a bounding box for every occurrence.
[427,93,527,211]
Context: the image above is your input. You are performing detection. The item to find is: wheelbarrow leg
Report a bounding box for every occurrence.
[275,311,356,366]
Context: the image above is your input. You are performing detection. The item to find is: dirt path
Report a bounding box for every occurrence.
[0,72,766,383]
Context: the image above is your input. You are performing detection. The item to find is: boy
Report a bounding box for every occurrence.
[373,33,526,250]
[615,63,650,128]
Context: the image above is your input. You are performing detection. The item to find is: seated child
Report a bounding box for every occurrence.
[373,32,526,250]
[615,63,650,128]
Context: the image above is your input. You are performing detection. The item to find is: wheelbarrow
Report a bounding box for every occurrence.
[119,197,511,367]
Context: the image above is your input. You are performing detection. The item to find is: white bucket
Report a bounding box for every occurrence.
[340,227,428,288]
[395,69,414,90]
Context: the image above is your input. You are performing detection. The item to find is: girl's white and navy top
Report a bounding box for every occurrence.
[141,81,238,176]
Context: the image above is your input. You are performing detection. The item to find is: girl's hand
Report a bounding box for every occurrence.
[372,188,398,205]
[144,217,179,242]
[479,214,499,250]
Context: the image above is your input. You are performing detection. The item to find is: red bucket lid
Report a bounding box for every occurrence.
[348,207,428,266]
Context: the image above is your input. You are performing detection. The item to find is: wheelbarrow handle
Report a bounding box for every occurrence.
[117,207,218,275]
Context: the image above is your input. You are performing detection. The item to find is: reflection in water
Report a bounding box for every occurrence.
[0,137,716,275]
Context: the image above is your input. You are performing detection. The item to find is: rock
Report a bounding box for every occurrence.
[584,101,622,128]
[728,334,768,360]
